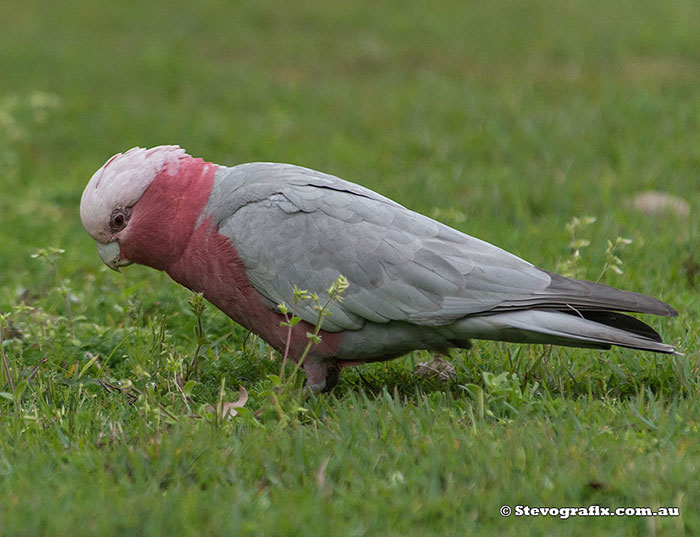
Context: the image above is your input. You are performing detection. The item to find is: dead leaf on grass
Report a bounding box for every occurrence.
[206,385,249,420]
[415,355,457,382]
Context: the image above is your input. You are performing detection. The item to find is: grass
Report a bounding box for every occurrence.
[1,0,700,535]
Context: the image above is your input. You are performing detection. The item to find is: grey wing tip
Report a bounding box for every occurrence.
[637,299,677,318]
[545,271,678,317]
[650,300,678,317]
[645,300,678,317]
[648,294,679,318]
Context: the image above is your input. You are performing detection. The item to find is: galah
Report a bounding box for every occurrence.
[80,146,678,391]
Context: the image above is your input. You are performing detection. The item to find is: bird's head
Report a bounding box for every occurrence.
[80,145,215,272]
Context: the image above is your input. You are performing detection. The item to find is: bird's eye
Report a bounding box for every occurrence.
[109,208,131,232]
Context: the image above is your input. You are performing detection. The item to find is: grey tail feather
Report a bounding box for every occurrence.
[463,309,679,355]
[569,310,662,342]
[565,309,682,354]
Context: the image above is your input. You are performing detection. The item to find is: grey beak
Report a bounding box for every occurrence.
[97,241,132,272]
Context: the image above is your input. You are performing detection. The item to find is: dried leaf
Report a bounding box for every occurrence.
[415,355,456,382]
[205,385,249,420]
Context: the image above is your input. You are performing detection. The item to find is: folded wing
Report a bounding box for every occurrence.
[209,163,676,334]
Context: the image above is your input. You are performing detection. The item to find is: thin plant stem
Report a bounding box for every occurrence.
[0,322,14,393]
[279,302,299,381]
[53,261,74,340]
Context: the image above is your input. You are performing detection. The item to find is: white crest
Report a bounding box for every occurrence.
[80,145,188,242]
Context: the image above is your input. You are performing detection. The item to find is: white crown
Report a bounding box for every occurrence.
[80,145,188,242]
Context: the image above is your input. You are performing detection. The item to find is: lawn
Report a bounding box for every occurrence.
[1,0,699,535]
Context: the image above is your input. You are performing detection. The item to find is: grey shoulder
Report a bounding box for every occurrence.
[223,162,401,201]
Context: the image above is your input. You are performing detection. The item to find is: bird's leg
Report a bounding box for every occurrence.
[302,356,340,392]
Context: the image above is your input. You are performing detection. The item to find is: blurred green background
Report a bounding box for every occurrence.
[1,0,699,535]
[2,0,698,285]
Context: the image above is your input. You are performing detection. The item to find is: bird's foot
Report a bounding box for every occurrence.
[303,357,340,393]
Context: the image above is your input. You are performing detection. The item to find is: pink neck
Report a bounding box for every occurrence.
[120,157,218,270]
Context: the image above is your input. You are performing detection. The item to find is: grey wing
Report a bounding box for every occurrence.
[209,163,556,331]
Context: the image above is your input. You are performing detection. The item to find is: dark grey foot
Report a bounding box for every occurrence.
[303,357,341,392]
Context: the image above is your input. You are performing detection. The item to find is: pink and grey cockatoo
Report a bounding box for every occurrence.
[80,146,678,391]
